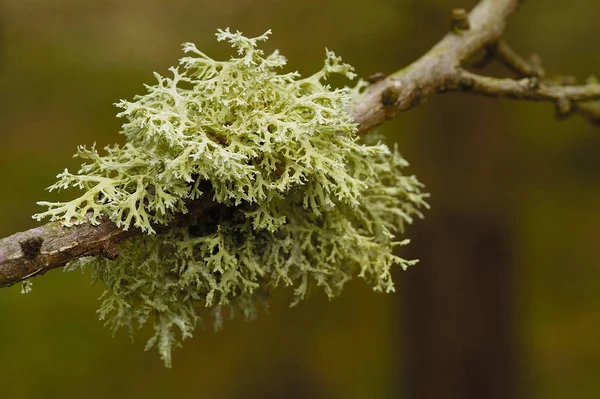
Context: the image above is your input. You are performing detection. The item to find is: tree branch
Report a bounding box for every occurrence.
[575,101,600,124]
[1,0,598,288]
[487,39,545,79]
[353,0,523,134]
[0,195,217,288]
[454,71,600,117]
[353,0,600,133]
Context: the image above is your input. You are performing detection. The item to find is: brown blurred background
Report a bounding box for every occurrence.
[1,0,600,398]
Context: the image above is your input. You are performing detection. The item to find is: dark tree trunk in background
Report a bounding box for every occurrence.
[400,96,520,399]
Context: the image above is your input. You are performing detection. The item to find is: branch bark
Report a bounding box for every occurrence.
[1,0,598,288]
[353,0,600,133]
[0,195,217,288]
[353,0,523,134]
[487,39,545,79]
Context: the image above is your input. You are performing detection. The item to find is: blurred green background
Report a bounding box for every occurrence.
[1,0,600,398]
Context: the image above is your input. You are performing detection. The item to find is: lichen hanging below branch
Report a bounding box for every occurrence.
[33,29,428,367]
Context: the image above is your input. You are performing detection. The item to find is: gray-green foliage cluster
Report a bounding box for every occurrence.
[34,29,428,367]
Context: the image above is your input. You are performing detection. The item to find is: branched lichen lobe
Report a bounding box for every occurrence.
[34,29,427,367]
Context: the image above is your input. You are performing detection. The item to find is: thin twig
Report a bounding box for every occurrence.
[452,70,600,121]
[576,101,600,124]
[454,70,600,103]
[490,39,545,78]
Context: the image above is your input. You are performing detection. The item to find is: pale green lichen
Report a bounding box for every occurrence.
[21,280,33,294]
[34,29,428,367]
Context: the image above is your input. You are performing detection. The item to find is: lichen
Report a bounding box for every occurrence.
[21,280,33,294]
[34,29,428,367]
